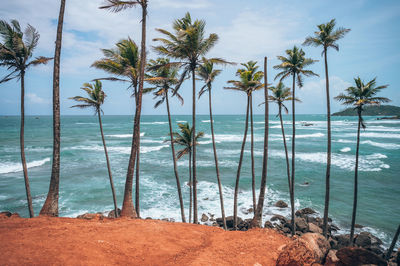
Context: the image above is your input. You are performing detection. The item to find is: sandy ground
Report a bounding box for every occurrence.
[0,216,292,265]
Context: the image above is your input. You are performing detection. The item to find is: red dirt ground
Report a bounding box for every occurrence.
[0,216,292,265]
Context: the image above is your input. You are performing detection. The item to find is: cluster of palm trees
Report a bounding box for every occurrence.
[0,0,391,247]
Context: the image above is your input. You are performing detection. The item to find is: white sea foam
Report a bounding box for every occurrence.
[296,132,324,139]
[0,158,50,174]
[140,145,169,153]
[75,122,96,125]
[176,120,187,123]
[340,147,351,153]
[106,132,145,138]
[202,120,213,123]
[344,132,400,139]
[141,121,168,125]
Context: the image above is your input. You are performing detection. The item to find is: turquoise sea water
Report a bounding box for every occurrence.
[0,114,399,246]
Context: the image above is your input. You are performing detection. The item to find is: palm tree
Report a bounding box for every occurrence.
[303,19,350,237]
[100,0,148,218]
[251,57,269,228]
[335,77,389,246]
[153,12,224,223]
[69,80,119,218]
[92,37,141,217]
[40,0,66,217]
[145,57,186,223]
[197,58,227,230]
[274,46,318,235]
[225,61,263,230]
[0,20,52,218]
[171,123,204,223]
[269,82,300,202]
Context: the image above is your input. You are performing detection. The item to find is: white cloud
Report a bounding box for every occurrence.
[27,93,50,104]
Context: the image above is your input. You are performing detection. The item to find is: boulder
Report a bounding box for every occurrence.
[200,213,209,222]
[354,223,364,229]
[275,200,288,208]
[334,234,350,250]
[270,214,288,225]
[308,222,323,234]
[276,233,329,265]
[217,216,243,229]
[107,208,121,219]
[264,221,274,229]
[325,249,339,266]
[0,211,12,218]
[336,247,387,266]
[295,207,316,217]
[77,213,104,220]
[355,231,383,248]
[295,217,309,232]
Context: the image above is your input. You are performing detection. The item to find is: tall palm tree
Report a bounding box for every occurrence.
[269,82,300,201]
[100,0,148,218]
[69,80,119,218]
[225,61,263,230]
[171,123,204,223]
[197,58,227,230]
[40,0,66,217]
[92,37,141,217]
[335,77,389,246]
[0,20,52,218]
[274,46,318,235]
[303,19,350,237]
[153,12,224,223]
[251,57,269,228]
[145,57,186,223]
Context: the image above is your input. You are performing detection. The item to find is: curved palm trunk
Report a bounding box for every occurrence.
[166,92,186,223]
[98,111,118,218]
[189,151,193,223]
[233,95,250,230]
[290,74,296,235]
[349,110,361,246]
[208,89,226,230]
[279,105,291,193]
[250,94,256,212]
[135,135,140,218]
[191,70,198,224]
[20,71,34,218]
[385,224,400,260]
[40,0,65,216]
[251,56,269,228]
[322,47,332,238]
[121,3,146,218]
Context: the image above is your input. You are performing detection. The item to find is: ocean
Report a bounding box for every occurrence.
[0,114,399,246]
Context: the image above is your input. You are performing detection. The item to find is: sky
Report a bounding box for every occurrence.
[0,0,399,115]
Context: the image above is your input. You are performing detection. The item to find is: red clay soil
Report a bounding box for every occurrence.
[0,216,292,265]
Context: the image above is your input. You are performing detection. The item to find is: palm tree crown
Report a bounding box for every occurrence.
[225,61,264,95]
[335,77,389,128]
[268,82,300,113]
[70,80,106,113]
[303,19,350,53]
[92,38,141,95]
[172,123,204,159]
[0,20,51,83]
[197,57,222,97]
[273,46,318,86]
[145,57,183,107]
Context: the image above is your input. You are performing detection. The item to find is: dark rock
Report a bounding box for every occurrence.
[145,217,152,220]
[107,208,121,219]
[264,221,274,229]
[282,227,291,234]
[169,218,175,222]
[271,214,288,225]
[355,223,364,229]
[217,216,243,229]
[200,213,209,222]
[308,222,322,234]
[295,217,308,232]
[0,211,12,218]
[238,218,252,231]
[275,200,288,208]
[161,218,169,222]
[330,224,340,232]
[355,231,383,248]
[307,216,323,227]
[295,207,316,217]
[334,234,351,250]
[336,247,387,266]
[77,213,104,220]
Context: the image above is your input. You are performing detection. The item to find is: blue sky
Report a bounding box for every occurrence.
[0,0,399,115]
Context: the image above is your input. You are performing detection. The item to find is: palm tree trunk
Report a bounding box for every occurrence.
[250,94,256,212]
[251,56,269,228]
[191,69,198,224]
[98,110,118,218]
[208,89,226,230]
[166,92,186,223]
[189,151,192,224]
[290,74,296,235]
[385,224,400,260]
[135,133,140,218]
[349,110,361,246]
[322,47,331,238]
[40,0,65,217]
[279,105,291,193]
[121,3,147,217]
[19,71,34,218]
[233,95,250,230]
